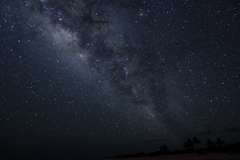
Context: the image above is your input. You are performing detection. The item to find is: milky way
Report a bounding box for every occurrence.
[23,0,182,125]
[1,0,240,159]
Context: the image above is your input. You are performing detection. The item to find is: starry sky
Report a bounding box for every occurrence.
[0,0,240,159]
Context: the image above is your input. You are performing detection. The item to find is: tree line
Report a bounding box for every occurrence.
[106,137,240,159]
[159,137,226,153]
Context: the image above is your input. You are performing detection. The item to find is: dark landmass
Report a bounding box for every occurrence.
[106,141,240,159]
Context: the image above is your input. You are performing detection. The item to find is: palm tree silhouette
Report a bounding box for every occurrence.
[159,145,169,152]
[206,139,214,148]
[183,139,194,150]
[192,137,201,149]
[215,138,225,147]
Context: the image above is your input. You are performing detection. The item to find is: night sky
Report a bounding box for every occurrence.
[0,0,240,159]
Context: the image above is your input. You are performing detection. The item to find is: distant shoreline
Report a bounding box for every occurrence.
[105,152,240,160]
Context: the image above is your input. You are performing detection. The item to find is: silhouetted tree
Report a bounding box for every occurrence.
[159,145,169,152]
[215,138,225,147]
[192,137,201,149]
[183,139,194,150]
[206,139,214,148]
